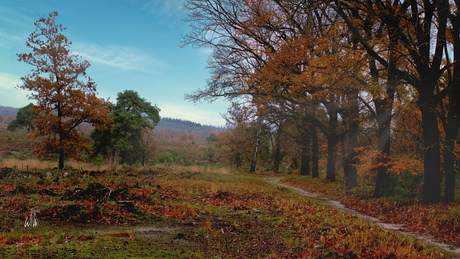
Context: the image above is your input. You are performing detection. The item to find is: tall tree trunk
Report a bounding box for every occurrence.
[312,127,319,178]
[373,102,393,197]
[443,78,460,202]
[58,102,64,170]
[344,90,359,189]
[373,33,397,197]
[272,130,283,173]
[444,13,460,202]
[420,96,442,204]
[249,128,261,173]
[300,135,311,175]
[443,125,457,202]
[326,110,338,180]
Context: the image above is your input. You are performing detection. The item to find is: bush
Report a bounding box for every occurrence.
[182,148,188,160]
[203,146,214,162]
[389,172,423,203]
[172,149,179,161]
[93,154,105,165]
[158,152,174,165]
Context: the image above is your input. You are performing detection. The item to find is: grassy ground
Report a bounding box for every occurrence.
[0,164,452,258]
[281,175,460,249]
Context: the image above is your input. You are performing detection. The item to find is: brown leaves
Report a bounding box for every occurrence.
[18,12,113,166]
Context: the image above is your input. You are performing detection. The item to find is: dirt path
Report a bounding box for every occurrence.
[267,179,460,257]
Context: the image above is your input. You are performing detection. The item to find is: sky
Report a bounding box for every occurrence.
[0,0,229,127]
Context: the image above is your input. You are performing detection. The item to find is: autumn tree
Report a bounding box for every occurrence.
[90,90,160,166]
[7,103,37,132]
[17,12,112,169]
[214,102,259,169]
[0,114,4,124]
[334,0,460,203]
[140,129,158,166]
[183,0,365,184]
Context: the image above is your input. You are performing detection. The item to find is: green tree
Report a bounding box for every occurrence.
[90,90,160,166]
[17,12,112,169]
[7,103,37,132]
[206,133,217,143]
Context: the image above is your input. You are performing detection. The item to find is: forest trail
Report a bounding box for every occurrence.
[267,179,460,257]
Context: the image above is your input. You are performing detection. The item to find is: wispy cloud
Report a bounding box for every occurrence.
[73,43,167,73]
[125,0,185,16]
[0,6,34,28]
[0,31,23,49]
[0,72,21,90]
[0,5,37,48]
[0,72,30,107]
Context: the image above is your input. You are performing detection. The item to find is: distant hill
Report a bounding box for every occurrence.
[0,106,19,118]
[155,117,225,137]
[0,107,224,137]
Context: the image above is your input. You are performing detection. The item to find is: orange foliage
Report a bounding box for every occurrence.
[17,12,112,164]
[356,148,423,176]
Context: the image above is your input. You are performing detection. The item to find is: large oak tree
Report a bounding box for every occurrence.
[17,12,112,169]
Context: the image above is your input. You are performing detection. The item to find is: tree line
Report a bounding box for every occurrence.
[181,0,460,204]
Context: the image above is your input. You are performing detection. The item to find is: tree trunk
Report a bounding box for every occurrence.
[236,153,241,169]
[272,130,282,173]
[443,129,456,202]
[420,98,442,204]
[372,33,398,197]
[326,111,338,180]
[312,127,319,178]
[58,147,64,170]
[249,128,261,173]
[443,99,460,202]
[109,147,116,168]
[444,15,460,202]
[373,106,393,197]
[300,135,311,175]
[344,90,359,189]
[58,102,64,170]
[272,143,281,174]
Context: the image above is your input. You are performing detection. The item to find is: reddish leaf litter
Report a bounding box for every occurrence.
[271,179,460,256]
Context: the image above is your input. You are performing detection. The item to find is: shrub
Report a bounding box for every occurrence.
[93,154,105,165]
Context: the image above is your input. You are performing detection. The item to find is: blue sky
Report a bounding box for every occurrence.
[0,0,229,126]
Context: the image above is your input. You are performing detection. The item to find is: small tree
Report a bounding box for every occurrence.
[17,12,112,169]
[7,103,37,132]
[0,114,4,124]
[140,129,158,166]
